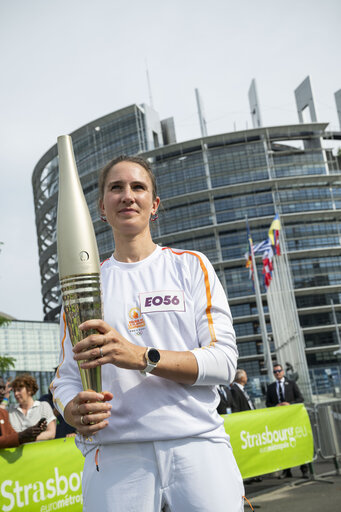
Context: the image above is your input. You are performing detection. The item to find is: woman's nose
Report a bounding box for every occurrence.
[122,186,134,203]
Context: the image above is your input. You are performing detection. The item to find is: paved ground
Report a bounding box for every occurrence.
[243,460,341,511]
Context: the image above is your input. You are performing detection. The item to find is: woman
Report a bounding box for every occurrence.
[9,374,56,441]
[0,376,47,448]
[52,155,244,511]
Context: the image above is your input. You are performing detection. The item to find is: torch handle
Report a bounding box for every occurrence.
[61,273,103,392]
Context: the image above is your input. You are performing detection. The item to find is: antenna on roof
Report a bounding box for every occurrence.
[195,88,208,137]
[145,59,154,109]
[248,79,263,128]
[335,89,341,130]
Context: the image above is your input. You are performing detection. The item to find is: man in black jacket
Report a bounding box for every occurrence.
[216,384,234,414]
[266,363,303,407]
[229,369,263,483]
[230,369,255,412]
[266,363,308,478]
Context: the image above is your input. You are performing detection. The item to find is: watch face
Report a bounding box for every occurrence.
[148,348,160,364]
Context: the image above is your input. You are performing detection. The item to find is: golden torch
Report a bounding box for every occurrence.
[57,135,102,392]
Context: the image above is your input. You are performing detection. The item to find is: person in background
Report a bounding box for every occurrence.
[230,369,255,412]
[0,376,47,448]
[216,383,234,414]
[9,374,56,441]
[0,378,12,409]
[266,363,308,479]
[266,363,304,408]
[229,369,262,484]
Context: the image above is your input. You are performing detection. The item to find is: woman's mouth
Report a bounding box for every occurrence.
[119,208,137,214]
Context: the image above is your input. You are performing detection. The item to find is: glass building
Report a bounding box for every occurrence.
[0,319,59,397]
[32,104,341,395]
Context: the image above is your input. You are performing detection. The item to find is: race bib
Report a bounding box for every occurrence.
[140,290,185,313]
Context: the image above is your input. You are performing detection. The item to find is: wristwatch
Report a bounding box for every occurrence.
[140,347,161,375]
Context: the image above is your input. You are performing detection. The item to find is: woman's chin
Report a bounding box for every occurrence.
[115,221,148,236]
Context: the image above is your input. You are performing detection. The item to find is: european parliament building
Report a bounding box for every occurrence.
[32,79,341,396]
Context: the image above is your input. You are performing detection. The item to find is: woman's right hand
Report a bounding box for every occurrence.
[18,419,47,444]
[64,390,113,436]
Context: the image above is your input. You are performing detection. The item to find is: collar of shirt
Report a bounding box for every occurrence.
[15,400,41,415]
[235,382,244,391]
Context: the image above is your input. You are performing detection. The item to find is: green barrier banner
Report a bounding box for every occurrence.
[0,405,314,510]
[223,403,314,479]
[0,437,84,512]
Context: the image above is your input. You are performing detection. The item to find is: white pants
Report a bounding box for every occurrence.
[82,437,244,512]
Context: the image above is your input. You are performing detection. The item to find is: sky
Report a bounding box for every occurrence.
[0,0,340,321]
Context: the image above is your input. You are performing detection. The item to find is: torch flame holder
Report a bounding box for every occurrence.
[60,273,103,393]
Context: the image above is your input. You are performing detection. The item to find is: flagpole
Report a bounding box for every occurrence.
[331,299,341,348]
[246,219,274,381]
[267,214,313,402]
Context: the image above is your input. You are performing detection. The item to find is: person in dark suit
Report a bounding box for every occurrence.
[229,369,263,483]
[266,364,303,407]
[266,363,308,479]
[230,369,255,412]
[216,384,234,414]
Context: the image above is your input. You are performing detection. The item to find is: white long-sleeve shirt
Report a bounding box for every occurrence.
[52,245,238,452]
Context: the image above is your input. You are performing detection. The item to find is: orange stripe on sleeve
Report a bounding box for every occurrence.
[162,247,217,346]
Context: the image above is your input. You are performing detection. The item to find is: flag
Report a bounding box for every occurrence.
[245,223,254,281]
[253,238,272,255]
[245,251,253,279]
[253,238,274,289]
[245,223,275,289]
[262,244,274,289]
[268,213,281,255]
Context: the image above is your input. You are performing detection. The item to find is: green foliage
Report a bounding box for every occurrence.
[0,316,15,372]
[0,316,10,327]
[0,355,16,373]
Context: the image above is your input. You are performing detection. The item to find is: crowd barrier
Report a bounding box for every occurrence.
[0,404,313,512]
[307,399,341,474]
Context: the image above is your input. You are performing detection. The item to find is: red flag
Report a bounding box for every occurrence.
[262,256,273,289]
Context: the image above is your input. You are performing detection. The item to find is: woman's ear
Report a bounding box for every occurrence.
[151,196,160,215]
[99,199,105,216]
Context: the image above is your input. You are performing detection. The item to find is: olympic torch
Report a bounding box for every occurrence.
[57,135,102,392]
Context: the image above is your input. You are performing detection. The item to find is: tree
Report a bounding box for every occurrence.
[0,315,16,373]
[0,316,10,327]
[0,355,15,373]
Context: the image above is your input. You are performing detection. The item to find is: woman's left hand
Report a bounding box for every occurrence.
[73,319,146,371]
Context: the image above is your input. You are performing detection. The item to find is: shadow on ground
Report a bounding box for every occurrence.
[244,460,340,511]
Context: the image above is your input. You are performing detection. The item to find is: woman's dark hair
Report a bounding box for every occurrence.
[11,374,39,395]
[98,155,158,203]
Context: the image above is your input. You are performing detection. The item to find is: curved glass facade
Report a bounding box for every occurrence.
[32,106,341,386]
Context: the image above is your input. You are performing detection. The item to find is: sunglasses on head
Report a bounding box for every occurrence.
[273,369,282,374]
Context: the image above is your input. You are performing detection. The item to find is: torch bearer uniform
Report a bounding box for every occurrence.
[52,245,244,512]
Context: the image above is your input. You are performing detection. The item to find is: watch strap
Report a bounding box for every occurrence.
[140,347,159,375]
